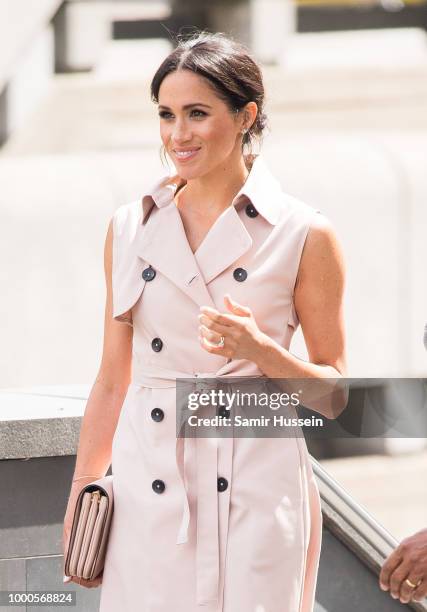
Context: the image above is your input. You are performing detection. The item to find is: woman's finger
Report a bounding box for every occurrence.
[198,332,234,357]
[199,324,223,345]
[199,318,234,340]
[224,294,252,317]
[199,306,235,327]
[198,315,232,337]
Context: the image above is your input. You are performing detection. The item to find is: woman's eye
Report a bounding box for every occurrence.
[158,110,207,119]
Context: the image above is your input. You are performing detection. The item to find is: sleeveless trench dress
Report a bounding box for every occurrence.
[98,153,323,612]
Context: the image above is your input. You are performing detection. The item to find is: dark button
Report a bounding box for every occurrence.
[151,408,164,422]
[233,268,247,282]
[217,477,228,492]
[142,266,156,281]
[151,337,163,352]
[245,203,258,218]
[217,405,230,419]
[152,479,165,494]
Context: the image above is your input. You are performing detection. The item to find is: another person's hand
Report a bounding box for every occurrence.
[379,528,427,604]
[62,478,104,589]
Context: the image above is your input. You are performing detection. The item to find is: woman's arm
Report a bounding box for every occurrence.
[254,213,347,380]
[248,214,348,418]
[72,218,133,480]
[198,213,347,418]
[63,218,133,586]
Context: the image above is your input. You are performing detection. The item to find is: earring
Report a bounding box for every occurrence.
[241,128,248,135]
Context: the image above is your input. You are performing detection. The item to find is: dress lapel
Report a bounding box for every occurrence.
[136,202,217,309]
[194,205,253,285]
[135,153,282,309]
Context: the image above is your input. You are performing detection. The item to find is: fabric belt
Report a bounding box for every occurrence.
[130,367,267,606]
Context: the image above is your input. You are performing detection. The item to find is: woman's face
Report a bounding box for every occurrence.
[157,69,244,178]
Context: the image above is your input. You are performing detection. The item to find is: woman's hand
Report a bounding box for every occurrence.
[62,478,104,589]
[198,294,266,361]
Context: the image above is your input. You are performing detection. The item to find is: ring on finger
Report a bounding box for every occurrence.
[204,335,225,348]
[405,578,422,589]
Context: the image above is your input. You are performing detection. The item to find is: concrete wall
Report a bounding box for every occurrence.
[0,454,104,611]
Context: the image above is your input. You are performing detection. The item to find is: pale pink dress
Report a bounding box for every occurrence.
[99,153,323,612]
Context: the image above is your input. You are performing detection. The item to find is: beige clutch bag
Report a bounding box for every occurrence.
[64,475,114,580]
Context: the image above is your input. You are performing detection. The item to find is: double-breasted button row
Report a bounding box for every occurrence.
[145,264,247,356]
[146,257,248,287]
[152,477,227,495]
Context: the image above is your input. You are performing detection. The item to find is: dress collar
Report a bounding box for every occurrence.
[141,153,284,225]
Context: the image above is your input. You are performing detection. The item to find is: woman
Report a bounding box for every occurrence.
[63,31,347,612]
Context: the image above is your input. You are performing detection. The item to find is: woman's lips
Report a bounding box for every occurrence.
[173,148,201,162]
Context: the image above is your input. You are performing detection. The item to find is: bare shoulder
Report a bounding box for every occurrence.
[297,212,345,286]
[103,199,140,273]
[294,211,347,376]
[97,215,133,390]
[305,212,341,253]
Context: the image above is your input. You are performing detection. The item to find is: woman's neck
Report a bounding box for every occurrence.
[174,153,254,217]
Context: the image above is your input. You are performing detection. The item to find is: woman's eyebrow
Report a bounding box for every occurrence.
[158,103,213,110]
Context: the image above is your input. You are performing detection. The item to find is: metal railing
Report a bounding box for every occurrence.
[312,456,427,611]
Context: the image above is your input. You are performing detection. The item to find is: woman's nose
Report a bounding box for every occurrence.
[172,120,192,142]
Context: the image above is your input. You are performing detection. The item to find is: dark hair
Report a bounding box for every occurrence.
[150,30,269,160]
